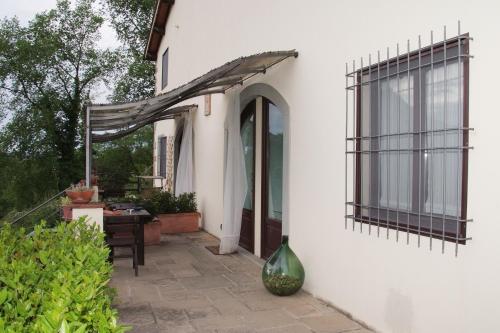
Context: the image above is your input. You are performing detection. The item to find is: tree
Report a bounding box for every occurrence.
[94,125,154,197]
[0,0,119,215]
[91,0,157,197]
[103,0,156,102]
[0,0,159,218]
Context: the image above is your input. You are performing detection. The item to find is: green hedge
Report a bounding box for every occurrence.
[0,219,127,333]
[143,191,197,215]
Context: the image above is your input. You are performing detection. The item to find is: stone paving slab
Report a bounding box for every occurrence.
[110,231,373,333]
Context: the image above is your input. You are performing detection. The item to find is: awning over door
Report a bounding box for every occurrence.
[88,50,298,143]
[85,49,298,186]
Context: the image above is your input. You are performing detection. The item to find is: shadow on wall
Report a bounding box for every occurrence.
[385,289,414,333]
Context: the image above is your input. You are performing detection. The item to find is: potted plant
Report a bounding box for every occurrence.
[136,191,161,244]
[171,192,200,233]
[60,196,72,220]
[144,218,161,245]
[148,192,200,234]
[65,183,95,204]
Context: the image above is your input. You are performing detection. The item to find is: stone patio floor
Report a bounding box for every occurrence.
[110,231,373,333]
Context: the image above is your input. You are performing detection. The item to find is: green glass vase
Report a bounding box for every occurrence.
[262,236,305,296]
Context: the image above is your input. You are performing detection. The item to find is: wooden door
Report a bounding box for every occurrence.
[239,100,256,252]
[261,98,283,259]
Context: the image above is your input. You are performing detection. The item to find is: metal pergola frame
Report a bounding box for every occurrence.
[85,50,299,186]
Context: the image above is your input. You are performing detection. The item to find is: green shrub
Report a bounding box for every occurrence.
[142,191,197,215]
[150,191,177,214]
[176,192,197,213]
[0,218,127,333]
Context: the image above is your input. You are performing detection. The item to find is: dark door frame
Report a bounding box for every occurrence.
[173,118,184,193]
[260,97,283,259]
[239,84,290,258]
[239,100,256,252]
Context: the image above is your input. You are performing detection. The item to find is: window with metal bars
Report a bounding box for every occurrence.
[345,28,472,252]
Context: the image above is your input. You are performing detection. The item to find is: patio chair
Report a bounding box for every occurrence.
[104,222,139,276]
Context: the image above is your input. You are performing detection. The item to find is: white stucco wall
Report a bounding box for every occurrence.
[72,208,103,231]
[152,1,500,332]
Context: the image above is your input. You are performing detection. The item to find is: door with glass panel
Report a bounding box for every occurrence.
[261,98,283,259]
[239,100,256,252]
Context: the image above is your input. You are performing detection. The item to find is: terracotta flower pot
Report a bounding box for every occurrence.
[144,221,161,245]
[157,212,200,234]
[65,190,94,204]
[62,205,72,220]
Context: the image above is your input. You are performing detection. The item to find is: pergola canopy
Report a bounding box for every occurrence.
[88,50,298,142]
[85,50,298,185]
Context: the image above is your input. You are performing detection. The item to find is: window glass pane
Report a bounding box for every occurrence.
[424,61,462,217]
[241,114,254,210]
[361,76,371,217]
[378,73,414,211]
[157,138,162,176]
[268,103,283,221]
[162,48,169,89]
[159,137,167,178]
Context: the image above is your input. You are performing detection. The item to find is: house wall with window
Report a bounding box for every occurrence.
[152,1,500,332]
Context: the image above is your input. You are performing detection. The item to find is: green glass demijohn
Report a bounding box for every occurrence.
[262,236,305,296]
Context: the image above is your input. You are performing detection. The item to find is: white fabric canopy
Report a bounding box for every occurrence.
[86,50,298,186]
[175,110,194,196]
[219,95,248,254]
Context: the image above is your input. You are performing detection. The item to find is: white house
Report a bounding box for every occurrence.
[110,1,500,332]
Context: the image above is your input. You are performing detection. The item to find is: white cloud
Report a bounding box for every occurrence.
[2,0,58,24]
[2,0,120,50]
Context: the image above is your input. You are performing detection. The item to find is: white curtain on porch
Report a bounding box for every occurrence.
[219,95,248,254]
[175,110,194,196]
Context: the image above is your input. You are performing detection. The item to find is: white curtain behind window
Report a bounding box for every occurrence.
[379,73,414,210]
[175,110,194,196]
[424,62,462,216]
[220,95,248,254]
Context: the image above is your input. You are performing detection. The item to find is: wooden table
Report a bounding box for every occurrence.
[104,209,152,265]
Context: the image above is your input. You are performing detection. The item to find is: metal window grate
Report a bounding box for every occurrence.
[345,22,473,256]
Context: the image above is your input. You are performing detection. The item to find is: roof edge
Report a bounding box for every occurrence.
[144,0,174,61]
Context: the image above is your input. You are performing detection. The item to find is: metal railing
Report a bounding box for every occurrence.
[7,187,69,227]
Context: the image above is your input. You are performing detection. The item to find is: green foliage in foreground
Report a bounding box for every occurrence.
[0,219,127,333]
[143,192,198,215]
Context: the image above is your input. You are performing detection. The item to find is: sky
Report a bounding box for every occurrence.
[2,0,120,49]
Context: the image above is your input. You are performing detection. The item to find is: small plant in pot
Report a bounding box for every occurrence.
[65,183,95,204]
[60,196,72,220]
[147,191,200,234]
